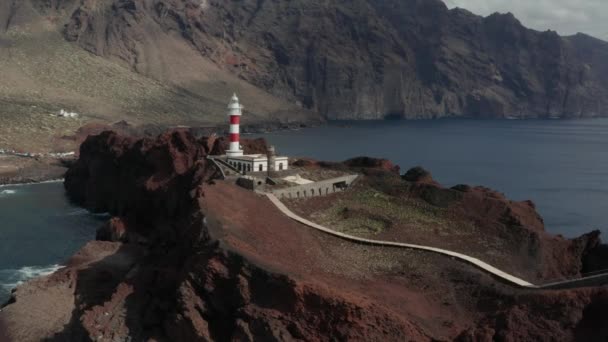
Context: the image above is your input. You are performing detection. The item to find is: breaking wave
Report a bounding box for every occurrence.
[0,179,63,188]
[0,264,63,292]
[65,208,89,216]
[0,189,16,196]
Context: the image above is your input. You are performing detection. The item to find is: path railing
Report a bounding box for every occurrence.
[207,156,243,177]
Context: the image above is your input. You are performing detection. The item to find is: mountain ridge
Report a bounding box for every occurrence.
[1,0,608,150]
[39,0,608,119]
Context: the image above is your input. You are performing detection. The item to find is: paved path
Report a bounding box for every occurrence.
[266,193,608,290]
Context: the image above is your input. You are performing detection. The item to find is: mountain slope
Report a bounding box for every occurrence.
[1,0,608,151]
[0,0,317,152]
[53,0,608,120]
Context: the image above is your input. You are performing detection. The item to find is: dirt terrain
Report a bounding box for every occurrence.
[285,183,592,284]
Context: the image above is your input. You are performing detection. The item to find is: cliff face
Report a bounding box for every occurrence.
[27,0,608,120]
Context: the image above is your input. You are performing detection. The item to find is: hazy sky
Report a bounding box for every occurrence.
[444,0,608,41]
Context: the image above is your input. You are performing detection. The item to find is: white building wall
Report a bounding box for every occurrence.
[274,160,288,171]
[254,161,267,172]
[228,159,254,173]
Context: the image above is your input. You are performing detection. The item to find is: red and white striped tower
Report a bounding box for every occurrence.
[226,93,244,157]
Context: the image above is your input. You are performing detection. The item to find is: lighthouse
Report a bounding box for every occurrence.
[222,93,289,175]
[226,93,244,157]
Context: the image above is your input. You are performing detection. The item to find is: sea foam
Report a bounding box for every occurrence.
[0,179,64,188]
[0,264,63,292]
[65,208,89,216]
[0,189,16,196]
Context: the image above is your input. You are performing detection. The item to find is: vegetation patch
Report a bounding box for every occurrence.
[309,188,455,237]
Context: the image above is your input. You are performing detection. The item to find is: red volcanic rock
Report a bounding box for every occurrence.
[403,175,607,280]
[199,134,220,155]
[3,132,608,341]
[96,217,128,242]
[458,288,608,341]
[166,251,430,341]
[457,186,545,232]
[292,156,400,175]
[343,156,400,174]
[582,233,608,273]
[96,217,148,244]
[65,129,211,222]
[402,166,437,185]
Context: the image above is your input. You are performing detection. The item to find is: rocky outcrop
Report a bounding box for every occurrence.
[33,0,608,120]
[3,132,608,341]
[399,166,608,281]
[456,288,608,341]
[402,166,437,184]
[294,156,401,175]
[64,129,210,223]
[342,157,401,174]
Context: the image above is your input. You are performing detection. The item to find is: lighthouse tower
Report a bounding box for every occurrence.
[226,93,244,157]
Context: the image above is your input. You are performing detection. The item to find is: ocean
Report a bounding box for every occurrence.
[0,181,107,304]
[257,118,608,239]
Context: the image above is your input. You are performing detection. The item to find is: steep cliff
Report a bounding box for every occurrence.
[29,0,608,120]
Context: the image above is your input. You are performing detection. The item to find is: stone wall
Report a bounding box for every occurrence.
[272,175,358,199]
[236,176,266,191]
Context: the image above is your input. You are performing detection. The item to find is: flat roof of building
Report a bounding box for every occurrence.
[227,154,267,161]
[227,154,289,162]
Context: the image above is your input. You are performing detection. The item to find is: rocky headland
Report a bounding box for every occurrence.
[1,129,608,341]
[2,0,608,158]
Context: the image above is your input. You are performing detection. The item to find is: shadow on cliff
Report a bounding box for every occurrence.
[43,209,207,341]
[0,317,10,342]
[43,243,145,341]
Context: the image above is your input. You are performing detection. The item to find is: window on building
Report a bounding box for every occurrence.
[259,164,263,172]
[279,163,284,171]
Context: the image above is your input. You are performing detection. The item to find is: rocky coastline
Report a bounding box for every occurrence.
[0,155,69,186]
[1,129,608,341]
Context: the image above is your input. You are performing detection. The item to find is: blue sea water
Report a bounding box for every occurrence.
[257,118,608,239]
[0,181,107,303]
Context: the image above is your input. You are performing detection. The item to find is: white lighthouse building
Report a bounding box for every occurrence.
[224,94,288,174]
